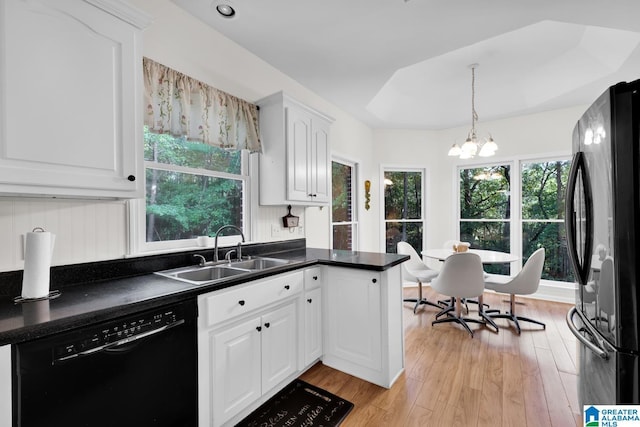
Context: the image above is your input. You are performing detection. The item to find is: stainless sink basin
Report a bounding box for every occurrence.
[175,266,249,282]
[228,257,293,270]
[155,257,295,285]
[155,265,250,285]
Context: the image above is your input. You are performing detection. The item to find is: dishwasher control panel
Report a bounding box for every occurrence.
[53,305,186,363]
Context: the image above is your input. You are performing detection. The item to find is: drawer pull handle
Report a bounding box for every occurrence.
[284,285,290,290]
[371,278,377,283]
[238,300,246,306]
[313,276,318,280]
[256,326,262,332]
[307,298,313,303]
[264,322,270,328]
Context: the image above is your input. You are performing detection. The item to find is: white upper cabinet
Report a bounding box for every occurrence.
[0,0,150,198]
[258,92,333,206]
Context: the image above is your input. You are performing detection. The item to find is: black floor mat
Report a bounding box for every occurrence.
[235,379,354,427]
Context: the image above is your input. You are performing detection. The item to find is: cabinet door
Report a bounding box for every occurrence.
[286,106,313,202]
[0,0,143,197]
[325,268,382,371]
[304,287,323,365]
[309,119,330,203]
[212,317,262,426]
[261,302,298,393]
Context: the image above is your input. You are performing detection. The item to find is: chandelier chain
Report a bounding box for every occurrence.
[471,65,478,137]
[448,63,497,159]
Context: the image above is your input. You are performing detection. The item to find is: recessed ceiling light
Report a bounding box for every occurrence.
[216,4,235,18]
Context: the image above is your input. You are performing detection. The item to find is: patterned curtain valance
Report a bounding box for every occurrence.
[143,57,261,152]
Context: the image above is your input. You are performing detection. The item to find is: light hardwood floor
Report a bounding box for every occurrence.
[299,287,581,427]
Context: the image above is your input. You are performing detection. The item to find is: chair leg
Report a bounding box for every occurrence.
[434,297,455,319]
[431,298,484,337]
[486,294,545,334]
[432,316,475,337]
[477,294,499,333]
[403,280,444,313]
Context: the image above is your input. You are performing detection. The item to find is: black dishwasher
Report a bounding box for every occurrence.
[12,299,198,427]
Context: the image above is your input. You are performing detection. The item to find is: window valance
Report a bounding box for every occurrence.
[143,57,261,152]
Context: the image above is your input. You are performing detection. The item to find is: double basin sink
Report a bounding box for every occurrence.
[155,257,296,286]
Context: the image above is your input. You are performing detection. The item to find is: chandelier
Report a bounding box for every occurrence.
[448,64,498,159]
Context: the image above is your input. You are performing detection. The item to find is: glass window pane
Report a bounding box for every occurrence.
[332,162,352,223]
[386,222,423,254]
[523,222,574,282]
[144,127,241,174]
[460,221,510,252]
[333,224,354,250]
[521,160,570,220]
[146,168,243,242]
[459,165,511,219]
[460,221,510,274]
[384,171,422,220]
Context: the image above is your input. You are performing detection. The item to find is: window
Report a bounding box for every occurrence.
[459,165,511,274]
[139,59,259,252]
[384,169,424,253]
[331,160,358,250]
[521,160,574,282]
[142,127,249,249]
[457,157,572,282]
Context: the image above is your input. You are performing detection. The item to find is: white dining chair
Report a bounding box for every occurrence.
[430,252,495,337]
[397,241,441,313]
[483,248,546,334]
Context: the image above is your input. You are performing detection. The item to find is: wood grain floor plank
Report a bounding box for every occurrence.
[502,352,526,426]
[535,346,579,427]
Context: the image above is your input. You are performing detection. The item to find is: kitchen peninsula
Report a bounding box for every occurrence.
[0,239,408,426]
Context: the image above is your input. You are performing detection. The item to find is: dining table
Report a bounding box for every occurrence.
[422,248,519,264]
[421,248,519,332]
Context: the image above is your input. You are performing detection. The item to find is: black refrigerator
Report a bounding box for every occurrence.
[565,78,640,406]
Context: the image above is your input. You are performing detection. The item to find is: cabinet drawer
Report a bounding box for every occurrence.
[304,267,322,290]
[203,271,303,327]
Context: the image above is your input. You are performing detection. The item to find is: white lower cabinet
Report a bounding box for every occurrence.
[260,303,298,391]
[0,345,10,426]
[198,271,303,427]
[323,265,404,388]
[303,267,323,365]
[198,263,403,425]
[210,302,297,426]
[210,316,262,425]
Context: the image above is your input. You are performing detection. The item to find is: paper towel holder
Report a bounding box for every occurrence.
[15,226,61,304]
[14,290,61,304]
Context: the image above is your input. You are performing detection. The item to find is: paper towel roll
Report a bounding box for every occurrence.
[21,229,55,299]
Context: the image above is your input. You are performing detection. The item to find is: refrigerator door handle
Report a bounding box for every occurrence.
[565,151,594,286]
[566,306,609,359]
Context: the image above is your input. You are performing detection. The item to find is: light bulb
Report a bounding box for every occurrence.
[447,144,462,156]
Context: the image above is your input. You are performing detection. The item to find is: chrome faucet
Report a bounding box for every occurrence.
[213,225,245,262]
[193,254,207,267]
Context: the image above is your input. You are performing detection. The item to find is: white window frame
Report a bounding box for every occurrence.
[128,149,252,256]
[380,166,428,253]
[330,156,359,251]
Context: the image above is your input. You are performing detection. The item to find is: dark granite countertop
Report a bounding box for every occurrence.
[0,242,408,346]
